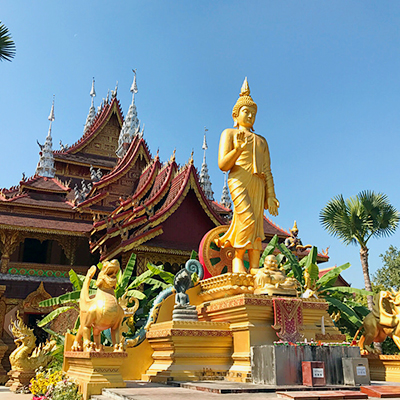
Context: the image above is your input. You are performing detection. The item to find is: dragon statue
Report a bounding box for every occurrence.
[355,290,400,353]
[8,311,56,379]
[71,259,138,352]
[126,259,203,347]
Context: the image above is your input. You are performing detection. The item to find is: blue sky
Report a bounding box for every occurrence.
[1,1,400,289]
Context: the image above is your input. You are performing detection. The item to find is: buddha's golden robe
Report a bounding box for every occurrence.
[217,131,275,251]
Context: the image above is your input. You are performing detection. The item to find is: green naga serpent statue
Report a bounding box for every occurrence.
[125,259,203,347]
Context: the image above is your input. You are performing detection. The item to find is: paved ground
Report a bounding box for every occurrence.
[3,381,400,400]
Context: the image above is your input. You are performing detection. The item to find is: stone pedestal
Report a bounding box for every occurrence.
[196,279,346,383]
[6,369,35,392]
[64,351,127,400]
[143,320,232,382]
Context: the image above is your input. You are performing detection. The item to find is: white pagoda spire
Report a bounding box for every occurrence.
[220,172,231,209]
[36,96,56,178]
[83,78,96,133]
[116,69,140,158]
[199,127,214,201]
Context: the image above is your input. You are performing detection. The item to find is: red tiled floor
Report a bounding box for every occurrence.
[277,391,367,400]
[361,385,400,398]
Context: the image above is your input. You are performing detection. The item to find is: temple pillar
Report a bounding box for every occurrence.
[0,231,22,274]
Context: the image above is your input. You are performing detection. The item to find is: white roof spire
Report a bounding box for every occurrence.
[36,96,56,177]
[220,172,232,209]
[84,78,97,133]
[199,127,214,201]
[116,69,141,158]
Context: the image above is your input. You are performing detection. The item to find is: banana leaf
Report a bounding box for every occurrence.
[259,235,278,266]
[128,267,159,289]
[126,289,146,299]
[119,253,136,292]
[37,306,76,327]
[323,295,363,328]
[276,242,303,284]
[147,263,175,285]
[319,286,372,296]
[316,263,350,288]
[39,289,96,307]
[69,270,84,290]
[142,277,171,291]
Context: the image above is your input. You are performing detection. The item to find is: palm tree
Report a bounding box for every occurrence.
[0,21,16,62]
[320,190,400,310]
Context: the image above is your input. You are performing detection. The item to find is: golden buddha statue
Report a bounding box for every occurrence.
[252,255,297,295]
[216,78,279,273]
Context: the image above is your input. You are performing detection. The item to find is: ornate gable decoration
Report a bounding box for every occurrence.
[22,282,53,314]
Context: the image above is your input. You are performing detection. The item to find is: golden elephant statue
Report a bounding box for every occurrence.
[356,290,400,353]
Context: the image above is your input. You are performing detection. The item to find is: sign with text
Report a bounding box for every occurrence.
[312,368,324,378]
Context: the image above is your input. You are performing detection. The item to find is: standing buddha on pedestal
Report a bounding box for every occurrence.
[216,78,279,273]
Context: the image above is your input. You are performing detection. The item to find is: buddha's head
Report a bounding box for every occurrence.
[232,77,257,131]
[264,254,278,271]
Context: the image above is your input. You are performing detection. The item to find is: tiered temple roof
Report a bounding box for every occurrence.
[0,76,328,289]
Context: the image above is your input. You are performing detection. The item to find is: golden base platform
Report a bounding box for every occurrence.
[363,354,400,382]
[138,273,344,383]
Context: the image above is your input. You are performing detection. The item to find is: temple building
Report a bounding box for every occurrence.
[0,72,329,376]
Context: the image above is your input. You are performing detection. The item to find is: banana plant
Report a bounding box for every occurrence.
[259,235,371,330]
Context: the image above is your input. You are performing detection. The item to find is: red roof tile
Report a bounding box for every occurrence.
[0,212,92,235]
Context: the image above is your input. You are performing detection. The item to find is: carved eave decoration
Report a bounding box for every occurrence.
[22,282,54,314]
[86,137,151,200]
[94,164,224,261]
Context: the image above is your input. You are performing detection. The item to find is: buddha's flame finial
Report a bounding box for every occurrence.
[240,77,250,97]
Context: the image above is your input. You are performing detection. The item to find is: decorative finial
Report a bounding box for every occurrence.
[84,79,97,133]
[189,149,194,165]
[156,148,160,160]
[90,77,96,98]
[111,81,118,99]
[48,95,55,122]
[170,148,176,163]
[106,89,110,104]
[131,69,138,94]
[202,127,208,151]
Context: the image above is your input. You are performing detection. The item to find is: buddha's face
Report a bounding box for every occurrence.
[235,105,256,129]
[264,255,278,270]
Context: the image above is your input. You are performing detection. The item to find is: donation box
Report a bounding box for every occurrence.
[302,361,326,387]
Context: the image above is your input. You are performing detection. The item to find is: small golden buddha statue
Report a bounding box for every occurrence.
[215,78,279,273]
[252,254,298,296]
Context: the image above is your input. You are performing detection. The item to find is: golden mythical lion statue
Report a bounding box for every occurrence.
[8,311,56,373]
[355,290,400,353]
[71,259,136,352]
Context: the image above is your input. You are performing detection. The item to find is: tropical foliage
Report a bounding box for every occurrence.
[373,245,400,291]
[0,21,16,62]
[320,190,399,310]
[260,234,371,336]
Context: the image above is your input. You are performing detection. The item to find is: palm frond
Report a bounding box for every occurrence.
[0,22,16,62]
